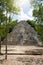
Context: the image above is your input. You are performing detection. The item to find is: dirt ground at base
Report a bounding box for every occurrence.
[0,45,43,65]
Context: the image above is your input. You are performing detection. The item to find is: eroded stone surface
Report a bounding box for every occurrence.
[2,21,42,46]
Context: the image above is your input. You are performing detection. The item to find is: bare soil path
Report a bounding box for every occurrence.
[0,45,43,65]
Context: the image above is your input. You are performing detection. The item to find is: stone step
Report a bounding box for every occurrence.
[1,49,43,55]
[25,49,43,55]
[1,45,43,55]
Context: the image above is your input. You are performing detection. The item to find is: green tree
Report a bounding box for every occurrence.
[33,3,43,24]
[0,0,20,24]
[0,0,20,55]
[32,0,43,42]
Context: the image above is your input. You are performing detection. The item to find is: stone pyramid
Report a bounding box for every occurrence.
[3,21,41,45]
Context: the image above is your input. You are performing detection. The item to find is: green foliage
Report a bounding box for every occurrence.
[27,20,43,42]
[26,20,35,29]
[0,0,19,42]
[0,24,6,40]
[8,20,18,33]
[35,25,43,34]
[32,0,43,42]
[0,20,18,41]
[0,0,20,24]
[33,2,43,24]
[35,25,43,41]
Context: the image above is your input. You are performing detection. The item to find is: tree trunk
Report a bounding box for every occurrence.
[5,43,7,59]
[0,19,1,54]
[0,36,1,54]
[5,7,8,60]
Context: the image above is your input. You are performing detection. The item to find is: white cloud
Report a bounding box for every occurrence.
[14,0,34,21]
[28,8,33,17]
[18,10,29,21]
[19,0,30,6]
[15,0,30,9]
[18,9,33,21]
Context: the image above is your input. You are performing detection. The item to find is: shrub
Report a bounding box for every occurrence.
[0,20,18,41]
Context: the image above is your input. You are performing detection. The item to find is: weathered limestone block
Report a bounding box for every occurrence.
[2,21,42,46]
